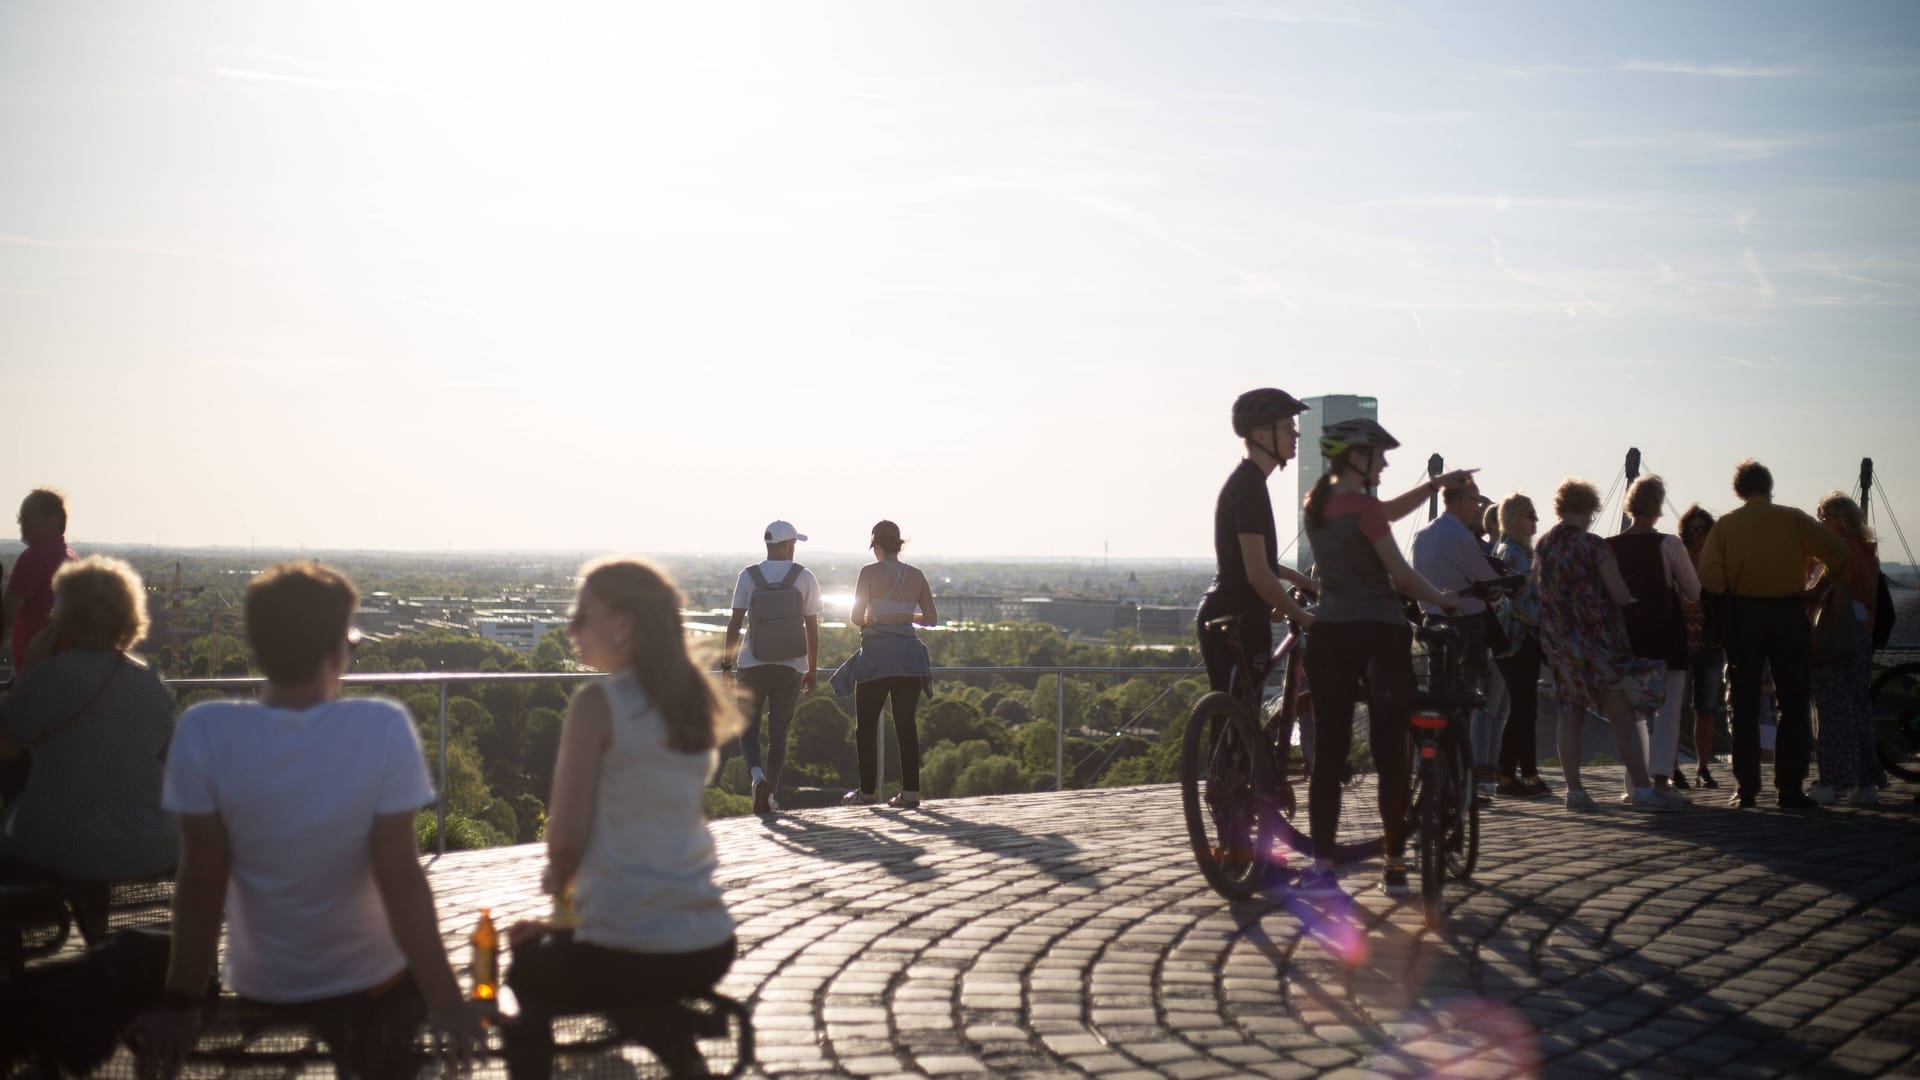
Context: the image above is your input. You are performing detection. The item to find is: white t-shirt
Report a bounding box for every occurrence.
[730,560,823,671]
[575,672,734,954]
[162,697,435,1003]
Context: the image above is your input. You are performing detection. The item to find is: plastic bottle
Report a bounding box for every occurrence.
[470,908,498,1001]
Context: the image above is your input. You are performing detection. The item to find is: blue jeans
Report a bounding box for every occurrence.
[736,664,801,793]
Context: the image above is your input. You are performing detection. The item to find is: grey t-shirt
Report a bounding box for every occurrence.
[1304,491,1409,626]
[0,650,178,880]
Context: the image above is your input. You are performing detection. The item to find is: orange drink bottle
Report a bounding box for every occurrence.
[471,908,499,1001]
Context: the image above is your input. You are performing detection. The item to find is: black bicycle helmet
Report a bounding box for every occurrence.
[1318,417,1400,458]
[1230,388,1309,437]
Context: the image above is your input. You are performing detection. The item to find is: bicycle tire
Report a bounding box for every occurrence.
[1871,661,1920,782]
[1181,692,1273,902]
[1417,781,1445,932]
[1444,738,1479,880]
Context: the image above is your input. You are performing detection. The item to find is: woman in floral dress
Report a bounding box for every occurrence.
[1536,479,1670,810]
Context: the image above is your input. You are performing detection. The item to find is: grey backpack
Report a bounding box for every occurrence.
[745,564,808,662]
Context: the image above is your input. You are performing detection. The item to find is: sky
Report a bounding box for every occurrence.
[3,1,1918,563]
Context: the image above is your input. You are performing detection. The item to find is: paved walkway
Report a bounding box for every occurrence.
[429,770,1920,1079]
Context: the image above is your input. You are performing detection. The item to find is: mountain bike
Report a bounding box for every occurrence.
[1872,659,1920,782]
[1181,590,1388,901]
[1407,575,1524,929]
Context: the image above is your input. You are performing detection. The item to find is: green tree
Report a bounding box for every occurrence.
[921,739,995,798]
[991,697,1034,728]
[442,739,492,817]
[532,627,574,672]
[480,798,520,843]
[512,793,547,843]
[917,698,1008,754]
[790,697,854,782]
[952,755,1028,797]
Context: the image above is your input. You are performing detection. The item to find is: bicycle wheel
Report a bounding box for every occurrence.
[1416,780,1446,932]
[1181,692,1273,902]
[1871,662,1920,782]
[1444,737,1479,880]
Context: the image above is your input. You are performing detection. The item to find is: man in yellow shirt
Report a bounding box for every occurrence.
[1698,460,1849,810]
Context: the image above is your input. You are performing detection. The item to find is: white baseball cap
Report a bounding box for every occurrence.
[764,520,807,544]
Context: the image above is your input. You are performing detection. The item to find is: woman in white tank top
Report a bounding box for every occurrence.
[501,558,745,1080]
[836,520,938,808]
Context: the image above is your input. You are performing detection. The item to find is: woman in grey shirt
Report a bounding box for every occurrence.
[0,556,176,954]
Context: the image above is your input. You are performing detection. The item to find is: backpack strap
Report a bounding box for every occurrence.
[746,565,771,591]
[780,563,805,588]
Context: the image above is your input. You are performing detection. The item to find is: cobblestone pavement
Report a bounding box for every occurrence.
[428,768,1920,1079]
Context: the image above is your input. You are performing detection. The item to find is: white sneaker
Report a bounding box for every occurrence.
[1658,787,1691,808]
[842,790,875,806]
[1807,783,1839,806]
[1625,787,1679,812]
[1850,785,1880,806]
[767,793,783,813]
[1566,789,1597,811]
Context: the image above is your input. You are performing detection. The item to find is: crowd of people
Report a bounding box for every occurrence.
[0,489,766,1076]
[1200,390,1896,897]
[0,407,1899,1070]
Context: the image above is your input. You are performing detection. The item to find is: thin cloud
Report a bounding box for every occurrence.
[1194,2,1381,25]
[204,67,472,107]
[1573,133,1807,163]
[1192,90,1471,125]
[1619,59,1801,78]
[0,233,254,267]
[1367,193,1641,212]
[1067,193,1204,257]
[1744,248,1777,302]
[1489,236,1605,313]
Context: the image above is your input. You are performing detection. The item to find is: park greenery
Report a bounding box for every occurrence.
[165,618,1212,851]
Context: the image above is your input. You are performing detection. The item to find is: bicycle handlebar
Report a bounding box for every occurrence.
[1455,573,1526,601]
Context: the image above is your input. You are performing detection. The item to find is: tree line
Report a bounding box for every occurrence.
[164,621,1214,850]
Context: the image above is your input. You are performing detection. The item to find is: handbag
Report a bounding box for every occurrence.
[1811,581,1869,666]
[0,653,126,805]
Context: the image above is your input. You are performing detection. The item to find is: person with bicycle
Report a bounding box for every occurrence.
[1297,418,1471,897]
[1195,389,1319,695]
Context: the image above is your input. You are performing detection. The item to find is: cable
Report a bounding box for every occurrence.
[1873,476,1919,588]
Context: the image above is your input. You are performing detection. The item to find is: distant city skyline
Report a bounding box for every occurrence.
[3,2,1917,560]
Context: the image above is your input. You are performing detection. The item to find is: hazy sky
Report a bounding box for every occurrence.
[4,1,1918,562]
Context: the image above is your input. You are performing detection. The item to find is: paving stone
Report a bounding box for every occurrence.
[354,772,1920,1079]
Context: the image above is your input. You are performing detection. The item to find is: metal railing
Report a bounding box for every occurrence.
[165,665,1206,854]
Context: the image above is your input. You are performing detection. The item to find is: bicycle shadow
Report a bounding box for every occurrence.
[1221,879,1843,1075]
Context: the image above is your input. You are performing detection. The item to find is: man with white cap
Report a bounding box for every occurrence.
[722,520,823,815]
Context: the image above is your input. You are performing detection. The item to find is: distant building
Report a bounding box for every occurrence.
[474,611,569,652]
[940,595,1004,624]
[1296,394,1379,575]
[1134,604,1191,637]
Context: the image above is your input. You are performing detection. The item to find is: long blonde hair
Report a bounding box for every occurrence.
[1497,494,1537,553]
[1816,492,1875,543]
[578,557,743,753]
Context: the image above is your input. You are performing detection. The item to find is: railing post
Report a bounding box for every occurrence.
[1055,670,1066,792]
[437,682,449,856]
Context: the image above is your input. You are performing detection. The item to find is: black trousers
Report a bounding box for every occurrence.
[1195,602,1273,695]
[502,931,736,1080]
[855,677,923,793]
[1726,596,1814,795]
[264,972,427,1080]
[1303,621,1414,861]
[1495,635,1542,779]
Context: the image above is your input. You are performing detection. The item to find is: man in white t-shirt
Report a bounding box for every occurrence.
[721,520,823,816]
[130,562,485,1079]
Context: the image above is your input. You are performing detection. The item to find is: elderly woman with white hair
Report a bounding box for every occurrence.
[0,556,177,962]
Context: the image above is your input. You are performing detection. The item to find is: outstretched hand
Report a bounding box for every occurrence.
[1434,468,1480,491]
